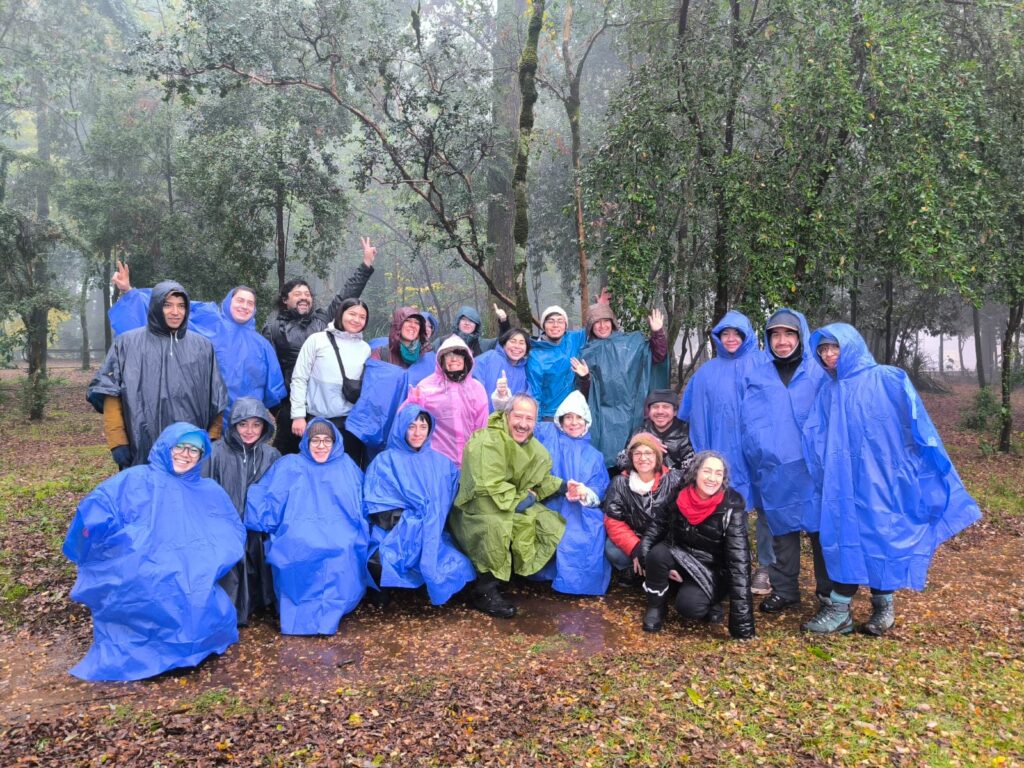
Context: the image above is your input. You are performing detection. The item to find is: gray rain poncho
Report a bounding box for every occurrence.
[89,281,228,466]
[203,397,282,623]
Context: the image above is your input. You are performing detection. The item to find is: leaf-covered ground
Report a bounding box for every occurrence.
[1,366,1022,767]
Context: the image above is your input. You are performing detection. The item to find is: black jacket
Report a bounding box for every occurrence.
[616,418,695,472]
[602,468,686,552]
[263,263,374,386]
[638,488,754,639]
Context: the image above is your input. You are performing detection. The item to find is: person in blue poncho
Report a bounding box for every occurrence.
[245,418,370,635]
[363,405,475,605]
[451,303,511,356]
[109,262,287,425]
[533,391,612,595]
[801,323,981,636]
[740,309,830,615]
[527,305,590,420]
[679,310,774,595]
[63,423,244,681]
[473,328,531,412]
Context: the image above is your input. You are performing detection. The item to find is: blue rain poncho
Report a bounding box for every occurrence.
[803,323,981,591]
[527,329,586,419]
[533,392,612,595]
[109,286,287,418]
[90,282,228,466]
[581,331,652,467]
[739,309,827,535]
[63,423,244,681]
[362,405,475,604]
[472,342,530,413]
[678,310,763,506]
[346,355,436,456]
[245,419,370,634]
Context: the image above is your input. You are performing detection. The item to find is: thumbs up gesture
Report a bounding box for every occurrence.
[496,369,509,399]
[493,302,508,323]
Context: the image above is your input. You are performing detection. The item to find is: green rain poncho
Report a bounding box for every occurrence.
[450,411,566,580]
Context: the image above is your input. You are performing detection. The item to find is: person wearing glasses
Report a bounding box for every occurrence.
[526,305,589,420]
[63,423,244,681]
[244,418,370,635]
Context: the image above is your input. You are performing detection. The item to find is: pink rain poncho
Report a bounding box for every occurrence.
[403,335,488,466]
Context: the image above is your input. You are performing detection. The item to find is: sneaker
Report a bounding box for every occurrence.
[801,600,854,635]
[472,587,517,619]
[860,594,895,637]
[759,593,800,613]
[750,568,772,595]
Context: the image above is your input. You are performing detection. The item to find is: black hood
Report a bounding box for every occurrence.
[147,281,190,338]
[224,397,276,452]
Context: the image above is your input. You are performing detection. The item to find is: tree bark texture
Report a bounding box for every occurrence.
[998,299,1023,452]
[973,304,986,389]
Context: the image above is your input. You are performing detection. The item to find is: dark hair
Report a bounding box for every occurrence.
[277,279,311,311]
[232,285,257,300]
[499,328,532,356]
[335,298,369,330]
[411,411,433,431]
[685,450,730,490]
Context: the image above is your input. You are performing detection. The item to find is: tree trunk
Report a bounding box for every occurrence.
[275,182,286,292]
[938,334,944,374]
[27,73,52,420]
[973,304,986,389]
[79,274,91,370]
[998,299,1023,452]
[883,270,894,365]
[511,0,545,329]
[102,246,113,350]
[957,334,966,372]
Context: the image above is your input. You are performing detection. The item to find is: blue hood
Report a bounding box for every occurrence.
[711,310,758,360]
[765,307,811,363]
[147,422,212,480]
[388,405,436,453]
[220,286,257,330]
[809,322,877,379]
[299,418,348,464]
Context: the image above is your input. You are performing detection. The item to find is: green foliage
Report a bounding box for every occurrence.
[960,388,1001,431]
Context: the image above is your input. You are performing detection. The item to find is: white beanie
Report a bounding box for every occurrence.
[541,305,568,324]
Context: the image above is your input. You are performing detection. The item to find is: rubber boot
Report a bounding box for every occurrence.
[801,590,854,635]
[861,593,895,636]
[642,583,669,633]
[472,573,516,619]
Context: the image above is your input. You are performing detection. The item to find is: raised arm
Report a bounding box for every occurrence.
[324,237,377,321]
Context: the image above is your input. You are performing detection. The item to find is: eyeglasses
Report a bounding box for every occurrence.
[309,436,333,447]
[544,317,567,325]
[172,445,201,458]
[632,449,657,459]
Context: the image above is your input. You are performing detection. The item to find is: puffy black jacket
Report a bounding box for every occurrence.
[638,488,754,640]
[602,468,686,545]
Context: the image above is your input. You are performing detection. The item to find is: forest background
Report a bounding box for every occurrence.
[1,0,1022,448]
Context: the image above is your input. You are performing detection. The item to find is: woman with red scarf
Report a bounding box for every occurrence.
[637,451,755,639]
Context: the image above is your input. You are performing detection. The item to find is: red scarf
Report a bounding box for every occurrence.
[676,485,724,526]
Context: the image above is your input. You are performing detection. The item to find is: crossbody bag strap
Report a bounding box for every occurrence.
[326,331,350,387]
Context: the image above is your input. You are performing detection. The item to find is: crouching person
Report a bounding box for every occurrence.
[245,419,370,635]
[636,451,755,639]
[363,405,475,605]
[449,394,567,618]
[63,423,244,681]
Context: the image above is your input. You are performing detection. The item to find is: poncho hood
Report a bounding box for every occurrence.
[388,404,435,453]
[148,281,190,338]
[148,422,211,480]
[387,306,429,354]
[299,417,347,464]
[224,397,276,451]
[434,334,476,376]
[220,286,257,330]
[809,322,876,379]
[554,390,593,436]
[584,303,619,339]
[765,306,810,362]
[711,310,758,360]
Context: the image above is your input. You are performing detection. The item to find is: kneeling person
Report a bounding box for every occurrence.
[450,394,567,617]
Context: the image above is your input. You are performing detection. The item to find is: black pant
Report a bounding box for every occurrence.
[324,416,367,469]
[769,531,833,601]
[645,543,725,620]
[273,397,300,455]
[806,532,891,597]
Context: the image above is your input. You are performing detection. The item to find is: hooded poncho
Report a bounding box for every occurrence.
[109,286,287,419]
[450,411,567,580]
[533,391,612,595]
[90,281,228,466]
[678,310,764,507]
[203,397,282,623]
[472,336,531,413]
[370,306,432,368]
[245,418,369,634]
[403,335,489,466]
[739,308,827,534]
[362,406,475,604]
[802,323,981,590]
[63,423,244,681]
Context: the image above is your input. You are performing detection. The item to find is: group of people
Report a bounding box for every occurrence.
[64,242,980,681]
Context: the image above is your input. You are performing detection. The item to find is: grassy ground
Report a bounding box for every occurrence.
[0,367,1021,766]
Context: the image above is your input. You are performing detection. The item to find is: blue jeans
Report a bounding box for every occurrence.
[605,538,632,571]
[754,510,776,567]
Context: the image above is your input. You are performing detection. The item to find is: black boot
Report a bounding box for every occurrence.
[642,583,669,633]
[472,573,517,619]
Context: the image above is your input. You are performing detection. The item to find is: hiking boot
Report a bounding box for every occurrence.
[642,583,669,633]
[472,586,517,618]
[750,568,772,595]
[860,594,895,636]
[760,592,800,613]
[801,591,853,635]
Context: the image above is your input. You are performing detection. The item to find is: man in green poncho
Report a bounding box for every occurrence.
[451,394,567,618]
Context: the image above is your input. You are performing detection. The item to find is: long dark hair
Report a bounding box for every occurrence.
[335,298,369,330]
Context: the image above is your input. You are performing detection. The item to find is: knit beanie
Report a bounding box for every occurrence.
[644,389,679,411]
[627,432,666,465]
[584,302,619,338]
[541,305,568,325]
[306,420,335,442]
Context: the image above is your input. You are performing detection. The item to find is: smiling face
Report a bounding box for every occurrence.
[406,415,431,450]
[229,289,256,324]
[285,283,313,315]
[171,443,201,474]
[718,327,743,354]
[443,352,466,373]
[630,445,659,480]
[236,417,264,446]
[769,327,800,359]
[341,305,368,333]
[458,317,478,335]
[647,402,675,431]
[818,342,840,372]
[163,294,187,330]
[503,332,528,362]
[560,411,587,438]
[543,313,567,341]
[400,317,422,343]
[694,456,725,499]
[506,399,538,444]
[592,318,613,339]
[309,434,333,463]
